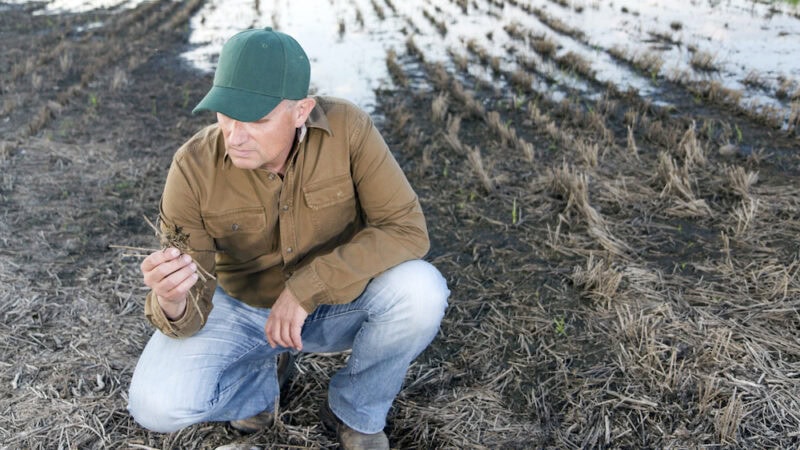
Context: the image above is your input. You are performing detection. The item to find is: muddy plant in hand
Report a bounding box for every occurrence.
[114,216,216,325]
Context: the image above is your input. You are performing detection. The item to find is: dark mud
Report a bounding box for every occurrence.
[2,1,799,449]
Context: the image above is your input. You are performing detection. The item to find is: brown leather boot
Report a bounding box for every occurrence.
[319,399,389,450]
[229,352,295,433]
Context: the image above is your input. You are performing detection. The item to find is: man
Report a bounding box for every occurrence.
[127,27,449,449]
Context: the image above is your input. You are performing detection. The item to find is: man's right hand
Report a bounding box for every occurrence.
[141,247,198,320]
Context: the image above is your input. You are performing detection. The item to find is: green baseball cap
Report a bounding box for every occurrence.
[193,27,310,122]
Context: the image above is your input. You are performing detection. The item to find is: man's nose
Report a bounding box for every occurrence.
[227,120,248,145]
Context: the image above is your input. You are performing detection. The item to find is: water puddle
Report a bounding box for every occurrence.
[13,0,800,116]
[182,0,405,111]
[7,0,146,14]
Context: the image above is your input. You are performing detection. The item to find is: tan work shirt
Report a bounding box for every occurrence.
[144,97,429,338]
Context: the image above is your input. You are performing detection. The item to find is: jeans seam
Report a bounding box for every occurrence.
[305,307,371,324]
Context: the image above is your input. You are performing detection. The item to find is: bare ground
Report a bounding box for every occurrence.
[1,1,799,449]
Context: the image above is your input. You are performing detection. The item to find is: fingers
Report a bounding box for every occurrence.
[141,247,198,302]
[265,315,277,348]
[141,247,180,272]
[265,315,291,350]
[289,322,303,351]
[264,314,304,351]
[279,321,301,352]
[160,269,199,300]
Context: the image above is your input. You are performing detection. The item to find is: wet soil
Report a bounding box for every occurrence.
[2,1,799,449]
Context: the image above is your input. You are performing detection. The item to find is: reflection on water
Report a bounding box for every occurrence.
[184,0,800,112]
[8,0,146,14]
[13,0,800,114]
[182,0,403,111]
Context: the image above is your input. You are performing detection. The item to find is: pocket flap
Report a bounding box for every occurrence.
[203,208,266,237]
[303,175,355,210]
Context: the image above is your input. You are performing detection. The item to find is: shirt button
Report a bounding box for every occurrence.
[282,204,289,211]
[268,173,276,180]
[231,223,239,231]
[286,247,293,253]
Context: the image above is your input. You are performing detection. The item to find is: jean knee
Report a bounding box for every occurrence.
[128,372,207,433]
[385,260,449,328]
[128,383,176,433]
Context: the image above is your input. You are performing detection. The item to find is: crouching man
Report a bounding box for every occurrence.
[127,27,449,449]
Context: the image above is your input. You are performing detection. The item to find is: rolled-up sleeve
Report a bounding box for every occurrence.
[144,153,217,337]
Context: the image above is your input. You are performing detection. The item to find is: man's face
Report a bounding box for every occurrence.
[216,100,299,173]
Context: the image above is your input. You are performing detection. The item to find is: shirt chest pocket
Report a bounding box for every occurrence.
[203,208,274,263]
[303,175,357,240]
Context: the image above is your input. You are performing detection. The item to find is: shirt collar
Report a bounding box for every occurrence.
[305,100,332,137]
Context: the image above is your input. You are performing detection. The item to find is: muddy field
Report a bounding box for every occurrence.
[1,1,800,449]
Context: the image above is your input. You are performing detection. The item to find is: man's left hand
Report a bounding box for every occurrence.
[265,288,308,351]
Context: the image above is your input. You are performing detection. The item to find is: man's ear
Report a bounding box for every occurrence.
[293,97,317,127]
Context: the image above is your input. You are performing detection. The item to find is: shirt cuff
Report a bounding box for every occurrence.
[285,264,330,313]
[144,290,208,338]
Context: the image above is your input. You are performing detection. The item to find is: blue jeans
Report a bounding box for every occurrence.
[128,260,449,434]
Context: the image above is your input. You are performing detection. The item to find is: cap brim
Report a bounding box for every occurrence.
[192,85,282,122]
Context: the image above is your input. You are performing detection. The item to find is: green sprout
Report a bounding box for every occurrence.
[554,316,566,336]
[182,86,191,109]
[512,198,519,224]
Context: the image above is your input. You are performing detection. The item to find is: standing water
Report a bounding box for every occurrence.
[13,0,800,115]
